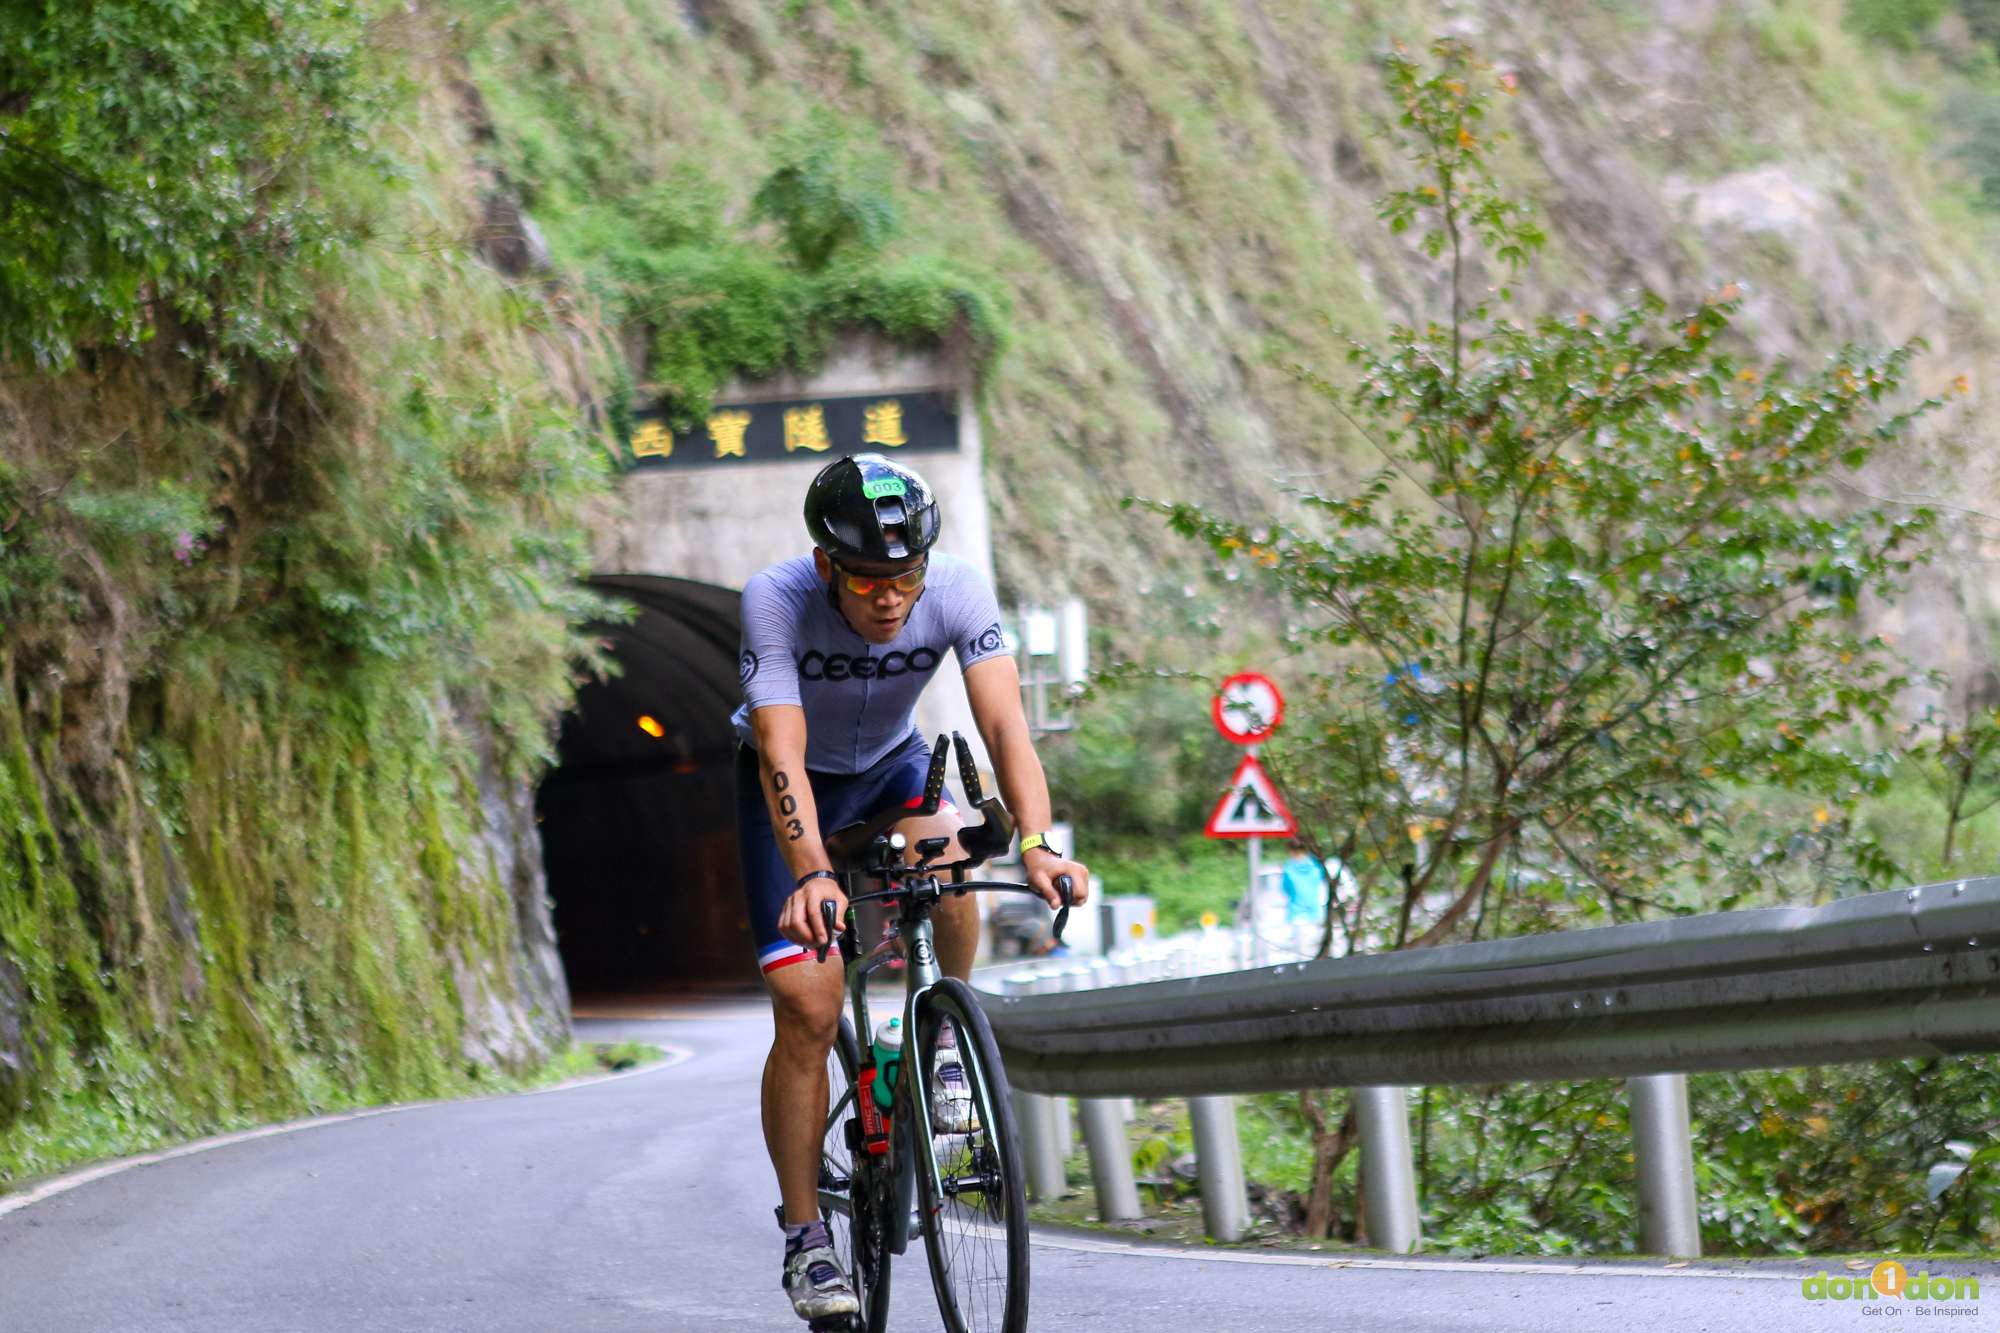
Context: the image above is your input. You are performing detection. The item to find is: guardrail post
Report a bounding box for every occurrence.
[1354,1086,1421,1253]
[1003,973,1068,1201]
[1013,1088,1067,1202]
[1078,1097,1142,1221]
[1627,1073,1701,1257]
[1188,1095,1248,1241]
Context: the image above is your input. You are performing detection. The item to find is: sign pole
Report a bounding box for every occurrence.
[1207,673,1292,972]
[1246,832,1262,967]
[1246,743,1261,967]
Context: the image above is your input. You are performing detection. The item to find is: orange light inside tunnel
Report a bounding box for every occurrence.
[636,715,665,738]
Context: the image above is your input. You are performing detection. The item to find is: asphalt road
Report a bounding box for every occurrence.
[0,995,1991,1332]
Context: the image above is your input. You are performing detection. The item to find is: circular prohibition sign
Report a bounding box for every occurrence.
[1212,671,1284,746]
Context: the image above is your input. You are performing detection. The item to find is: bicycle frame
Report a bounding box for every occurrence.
[834,878,940,1258]
[810,730,1072,1328]
[820,847,1064,1247]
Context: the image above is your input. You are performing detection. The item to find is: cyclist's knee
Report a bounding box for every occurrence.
[896,809,963,859]
[933,889,978,931]
[777,1004,839,1051]
[768,969,842,1049]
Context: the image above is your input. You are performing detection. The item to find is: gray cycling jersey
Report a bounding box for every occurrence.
[732,552,1009,774]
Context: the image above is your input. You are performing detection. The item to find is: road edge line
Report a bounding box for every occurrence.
[0,1044,692,1221]
[1026,1229,1807,1281]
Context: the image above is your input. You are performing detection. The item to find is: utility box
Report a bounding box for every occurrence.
[1100,895,1156,952]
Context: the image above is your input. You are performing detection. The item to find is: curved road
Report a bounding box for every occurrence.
[0,996,1986,1332]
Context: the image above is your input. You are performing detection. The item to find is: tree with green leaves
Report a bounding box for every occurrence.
[751,110,902,273]
[1139,38,1946,961]
[1906,700,2000,867]
[1129,35,1962,1250]
[0,0,380,371]
[588,111,1006,430]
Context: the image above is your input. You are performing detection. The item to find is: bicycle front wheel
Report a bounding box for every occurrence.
[821,1016,892,1332]
[913,978,1029,1333]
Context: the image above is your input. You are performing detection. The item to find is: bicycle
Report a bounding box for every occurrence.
[808,732,1073,1333]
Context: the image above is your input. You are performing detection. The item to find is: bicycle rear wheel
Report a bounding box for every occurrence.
[913,978,1029,1333]
[820,1016,892,1332]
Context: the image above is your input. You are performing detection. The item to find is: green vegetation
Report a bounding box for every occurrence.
[464,17,1010,431]
[1149,40,1944,935]
[0,1038,666,1191]
[1081,39,2000,1256]
[1847,0,1953,50]
[4,0,2000,1264]
[1042,675,1254,932]
[0,1,614,1190]
[1840,0,2000,211]
[0,0,379,370]
[456,0,1404,605]
[1946,86,2000,208]
[1037,1067,2000,1257]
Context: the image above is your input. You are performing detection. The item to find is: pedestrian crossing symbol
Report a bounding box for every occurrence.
[1204,753,1297,838]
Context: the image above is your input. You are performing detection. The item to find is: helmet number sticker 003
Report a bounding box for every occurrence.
[861,477,908,500]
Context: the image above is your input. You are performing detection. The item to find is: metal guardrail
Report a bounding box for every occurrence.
[977,877,2000,1256]
[986,877,2000,1096]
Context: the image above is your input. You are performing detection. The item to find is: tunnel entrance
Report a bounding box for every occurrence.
[537,575,757,995]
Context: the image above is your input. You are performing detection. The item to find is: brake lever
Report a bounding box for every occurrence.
[1052,874,1074,944]
[816,898,839,965]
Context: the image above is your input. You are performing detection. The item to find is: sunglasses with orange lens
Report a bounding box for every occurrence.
[836,560,928,596]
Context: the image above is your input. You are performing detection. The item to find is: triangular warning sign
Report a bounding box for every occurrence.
[1204,753,1297,838]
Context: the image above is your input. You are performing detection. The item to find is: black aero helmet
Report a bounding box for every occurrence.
[803,454,942,562]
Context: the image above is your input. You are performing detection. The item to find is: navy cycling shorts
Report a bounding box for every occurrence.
[736,730,956,974]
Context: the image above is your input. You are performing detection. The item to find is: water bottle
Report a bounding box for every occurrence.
[871,1016,903,1112]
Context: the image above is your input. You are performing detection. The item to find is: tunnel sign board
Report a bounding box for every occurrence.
[1204,753,1296,839]
[623,389,960,470]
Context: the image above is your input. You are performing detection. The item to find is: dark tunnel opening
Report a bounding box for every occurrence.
[536,575,759,995]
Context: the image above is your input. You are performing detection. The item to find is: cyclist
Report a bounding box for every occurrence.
[734,452,1089,1322]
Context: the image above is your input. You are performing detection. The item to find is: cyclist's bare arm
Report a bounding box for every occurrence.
[962,655,1090,906]
[749,704,844,951]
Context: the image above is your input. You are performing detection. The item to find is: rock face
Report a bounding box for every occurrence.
[0,960,30,1123]
[478,192,552,278]
[461,0,2000,696]
[462,703,570,1068]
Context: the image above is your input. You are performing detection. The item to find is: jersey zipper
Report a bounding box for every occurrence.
[853,643,872,772]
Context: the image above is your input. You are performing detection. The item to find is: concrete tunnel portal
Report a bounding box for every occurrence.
[537,575,756,992]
